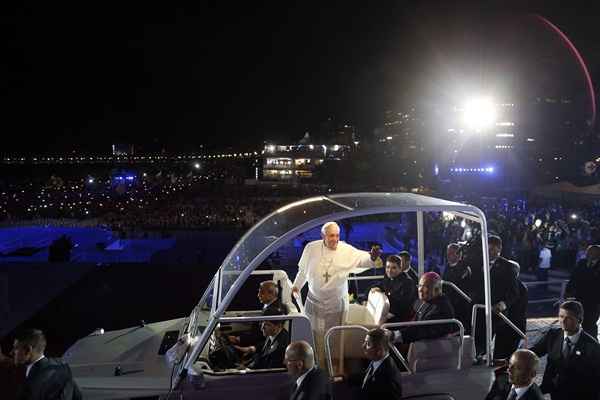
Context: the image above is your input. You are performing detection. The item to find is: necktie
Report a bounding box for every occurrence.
[263,338,272,353]
[507,388,517,400]
[563,337,572,359]
[362,363,374,388]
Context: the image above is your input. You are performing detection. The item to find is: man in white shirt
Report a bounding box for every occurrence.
[285,341,331,400]
[537,243,552,286]
[291,222,381,365]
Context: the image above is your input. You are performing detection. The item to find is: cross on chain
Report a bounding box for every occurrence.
[323,271,331,283]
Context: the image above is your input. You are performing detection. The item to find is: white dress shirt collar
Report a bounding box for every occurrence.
[564,327,583,345]
[513,383,534,399]
[26,355,45,377]
[296,367,314,389]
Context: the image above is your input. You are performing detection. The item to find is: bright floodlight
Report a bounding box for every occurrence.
[194,162,201,169]
[463,97,497,131]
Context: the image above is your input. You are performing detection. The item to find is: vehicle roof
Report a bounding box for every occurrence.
[214,192,484,308]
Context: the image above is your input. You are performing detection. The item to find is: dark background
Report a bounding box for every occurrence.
[2,1,600,154]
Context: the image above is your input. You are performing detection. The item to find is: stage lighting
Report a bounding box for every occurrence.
[463,97,497,131]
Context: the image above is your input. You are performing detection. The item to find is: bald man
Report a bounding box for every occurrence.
[565,244,600,338]
[485,349,544,400]
[286,341,331,400]
[292,221,382,363]
[393,272,456,344]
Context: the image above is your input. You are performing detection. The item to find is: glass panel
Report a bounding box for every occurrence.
[218,196,348,303]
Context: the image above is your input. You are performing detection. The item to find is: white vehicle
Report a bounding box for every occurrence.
[64,192,523,399]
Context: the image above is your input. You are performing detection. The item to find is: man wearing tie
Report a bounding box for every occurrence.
[485,349,544,400]
[285,341,331,400]
[530,300,600,400]
[358,328,403,399]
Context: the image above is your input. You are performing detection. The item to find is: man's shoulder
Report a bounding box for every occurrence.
[580,331,600,349]
[305,240,322,249]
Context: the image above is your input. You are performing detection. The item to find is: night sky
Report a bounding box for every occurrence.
[2,1,600,154]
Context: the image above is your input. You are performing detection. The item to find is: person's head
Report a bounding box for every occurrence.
[385,255,403,279]
[398,251,411,271]
[508,349,539,388]
[488,235,502,260]
[321,222,340,250]
[418,272,442,302]
[362,328,390,362]
[260,308,285,338]
[446,243,460,266]
[285,341,315,378]
[559,300,583,335]
[258,280,278,305]
[586,245,600,264]
[13,329,46,366]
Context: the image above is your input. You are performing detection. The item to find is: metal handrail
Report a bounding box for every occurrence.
[442,281,473,303]
[323,324,413,376]
[292,291,305,314]
[324,325,369,376]
[382,319,465,370]
[471,304,528,355]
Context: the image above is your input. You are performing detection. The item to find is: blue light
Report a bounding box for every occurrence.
[125,176,134,181]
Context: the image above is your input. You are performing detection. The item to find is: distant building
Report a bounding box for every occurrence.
[112,144,135,156]
[261,133,351,181]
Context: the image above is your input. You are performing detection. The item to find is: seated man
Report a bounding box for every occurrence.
[228,280,288,346]
[235,308,290,370]
[370,255,417,322]
[393,272,456,344]
[285,341,331,400]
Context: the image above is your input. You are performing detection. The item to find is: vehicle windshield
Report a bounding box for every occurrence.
[215,193,480,306]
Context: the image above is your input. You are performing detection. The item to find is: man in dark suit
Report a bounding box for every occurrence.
[443,243,473,334]
[474,235,522,359]
[393,272,456,344]
[565,244,600,339]
[530,300,600,400]
[358,328,402,399]
[399,251,419,283]
[242,308,290,370]
[485,349,545,400]
[12,329,82,400]
[370,255,417,322]
[228,280,289,347]
[285,341,331,400]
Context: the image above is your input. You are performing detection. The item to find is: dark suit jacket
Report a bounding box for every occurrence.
[18,358,82,400]
[401,295,456,343]
[238,300,289,346]
[490,257,520,309]
[505,280,528,332]
[290,367,331,400]
[566,258,600,307]
[530,327,600,399]
[485,370,545,400]
[359,356,403,400]
[373,273,417,322]
[249,328,290,370]
[406,267,418,284]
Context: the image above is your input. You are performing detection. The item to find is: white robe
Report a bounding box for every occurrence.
[293,240,375,366]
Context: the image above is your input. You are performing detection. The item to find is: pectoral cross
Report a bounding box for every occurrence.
[323,270,331,283]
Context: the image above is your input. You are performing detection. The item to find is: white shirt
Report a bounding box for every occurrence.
[512,383,534,399]
[370,354,388,373]
[293,240,375,311]
[563,327,582,346]
[539,247,552,269]
[295,367,314,389]
[26,355,45,377]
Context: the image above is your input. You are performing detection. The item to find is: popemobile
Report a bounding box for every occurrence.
[63,193,526,399]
